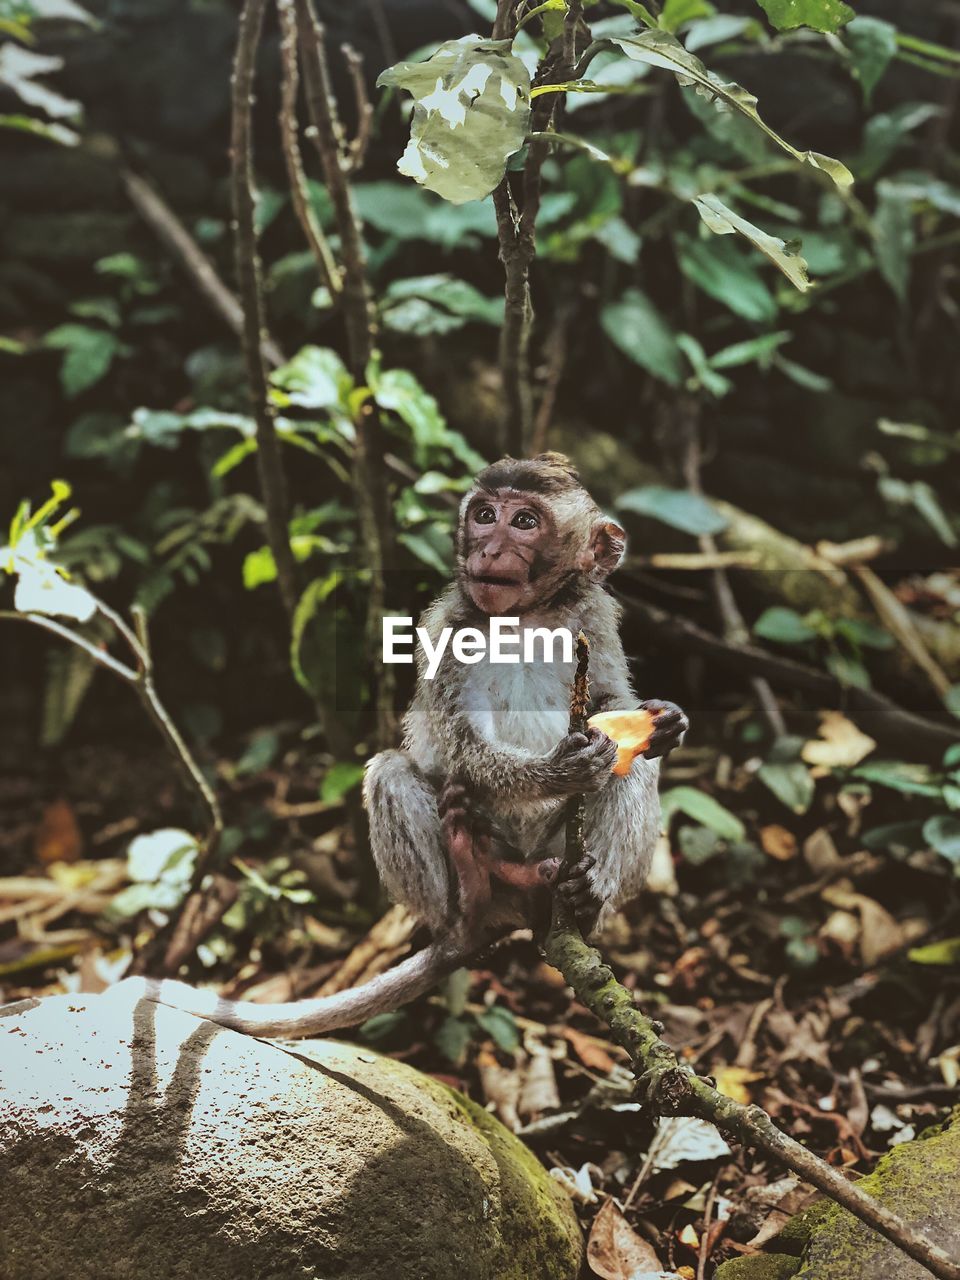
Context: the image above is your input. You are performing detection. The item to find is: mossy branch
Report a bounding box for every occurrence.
[546,642,960,1280]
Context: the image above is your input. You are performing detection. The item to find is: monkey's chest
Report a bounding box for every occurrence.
[461,657,574,756]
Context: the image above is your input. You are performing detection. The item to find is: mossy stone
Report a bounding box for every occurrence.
[715,1255,800,1280]
[0,991,582,1280]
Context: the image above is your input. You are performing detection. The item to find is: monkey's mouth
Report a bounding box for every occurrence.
[470,573,527,587]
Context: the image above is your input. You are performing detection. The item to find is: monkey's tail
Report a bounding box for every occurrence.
[115,937,470,1039]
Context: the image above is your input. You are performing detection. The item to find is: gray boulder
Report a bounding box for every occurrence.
[0,991,582,1280]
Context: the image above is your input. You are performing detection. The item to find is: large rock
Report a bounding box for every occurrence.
[716,1112,960,1280]
[0,991,582,1280]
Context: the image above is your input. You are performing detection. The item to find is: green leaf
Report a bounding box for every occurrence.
[754,0,853,34]
[434,1013,474,1064]
[685,14,756,52]
[359,1010,409,1041]
[320,762,365,804]
[846,16,897,104]
[377,36,531,204]
[852,760,942,798]
[658,0,714,33]
[924,816,960,864]
[710,331,792,370]
[874,182,914,304]
[611,31,853,191]
[44,324,120,397]
[242,546,277,590]
[352,182,498,246]
[757,760,815,814]
[908,937,960,966]
[854,103,942,183]
[661,786,745,841]
[753,606,817,645]
[383,273,503,334]
[290,572,342,693]
[677,824,722,864]
[677,235,777,324]
[945,686,960,722]
[862,820,925,856]
[676,333,733,398]
[270,345,351,411]
[835,617,895,651]
[399,527,453,575]
[693,194,811,293]
[600,288,682,385]
[881,171,960,218]
[475,1005,521,1052]
[617,485,728,536]
[609,0,658,29]
[825,650,871,689]
[0,112,79,145]
[234,730,280,777]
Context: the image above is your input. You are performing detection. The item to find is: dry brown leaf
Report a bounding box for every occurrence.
[518,1046,560,1118]
[821,886,906,966]
[587,1199,661,1279]
[33,798,83,865]
[477,1048,523,1131]
[759,825,797,861]
[802,828,842,875]
[801,711,876,769]
[713,1065,765,1105]
[677,1223,699,1249]
[563,1026,617,1074]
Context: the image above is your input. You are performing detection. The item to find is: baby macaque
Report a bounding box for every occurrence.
[111,453,686,1037]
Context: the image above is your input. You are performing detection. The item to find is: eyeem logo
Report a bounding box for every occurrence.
[383,617,575,680]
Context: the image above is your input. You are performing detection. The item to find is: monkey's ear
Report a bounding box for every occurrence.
[591,519,627,576]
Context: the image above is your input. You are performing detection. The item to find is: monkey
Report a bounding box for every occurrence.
[109,453,687,1039]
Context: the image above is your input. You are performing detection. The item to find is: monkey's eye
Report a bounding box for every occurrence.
[474,505,497,524]
[511,510,539,530]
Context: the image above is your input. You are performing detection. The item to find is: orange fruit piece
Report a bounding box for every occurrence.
[587,708,659,775]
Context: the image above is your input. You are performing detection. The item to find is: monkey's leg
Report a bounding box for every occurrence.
[363,750,451,934]
[561,761,661,934]
[438,780,493,933]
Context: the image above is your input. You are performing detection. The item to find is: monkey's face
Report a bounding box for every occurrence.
[461,492,555,615]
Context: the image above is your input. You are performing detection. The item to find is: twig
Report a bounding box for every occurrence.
[680,403,785,738]
[277,0,342,299]
[0,608,223,863]
[530,301,571,453]
[543,929,960,1280]
[619,588,959,758]
[121,168,285,370]
[231,0,301,622]
[292,0,396,747]
[341,43,374,172]
[697,1172,722,1280]
[554,632,590,930]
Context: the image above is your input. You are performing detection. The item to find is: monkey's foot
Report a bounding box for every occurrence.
[556,854,601,934]
[439,780,491,928]
[488,856,561,891]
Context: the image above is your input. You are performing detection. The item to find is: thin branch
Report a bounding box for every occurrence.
[292,0,396,747]
[277,0,342,299]
[619,588,959,759]
[231,0,301,621]
[680,401,786,738]
[122,168,285,370]
[341,43,374,173]
[553,631,590,931]
[544,929,960,1280]
[1,609,222,847]
[0,611,136,683]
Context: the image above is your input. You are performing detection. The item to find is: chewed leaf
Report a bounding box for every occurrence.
[611,31,853,192]
[377,36,531,204]
[694,194,811,292]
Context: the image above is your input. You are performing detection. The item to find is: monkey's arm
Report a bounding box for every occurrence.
[112,932,475,1038]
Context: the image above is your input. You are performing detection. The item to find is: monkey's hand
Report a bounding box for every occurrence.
[546,727,618,795]
[640,700,688,759]
[556,853,602,934]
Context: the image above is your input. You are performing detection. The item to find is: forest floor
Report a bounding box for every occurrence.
[1,718,958,1278]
